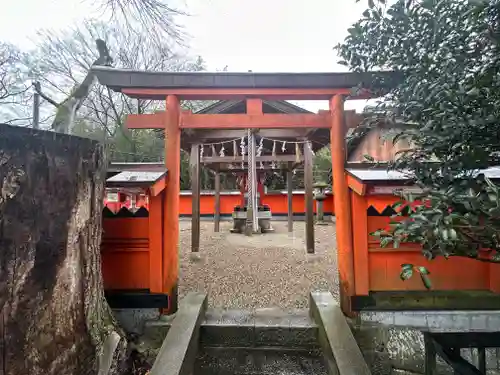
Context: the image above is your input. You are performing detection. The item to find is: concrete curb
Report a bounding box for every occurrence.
[150,292,208,375]
[310,291,371,375]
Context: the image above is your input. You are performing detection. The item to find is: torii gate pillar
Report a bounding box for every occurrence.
[163,95,181,313]
[330,94,355,315]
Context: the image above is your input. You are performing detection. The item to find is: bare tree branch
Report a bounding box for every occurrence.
[33,83,60,107]
[49,38,113,133]
[93,0,187,47]
[0,42,32,125]
[31,19,207,135]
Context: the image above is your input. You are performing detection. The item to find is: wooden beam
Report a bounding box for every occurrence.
[180,113,330,129]
[184,128,312,140]
[429,332,500,348]
[202,155,303,164]
[216,167,289,172]
[330,94,355,316]
[246,98,262,114]
[149,176,166,197]
[429,334,483,375]
[287,163,293,233]
[304,141,315,253]
[122,87,370,100]
[214,171,221,232]
[346,174,367,196]
[127,112,165,129]
[163,95,181,314]
[190,143,201,252]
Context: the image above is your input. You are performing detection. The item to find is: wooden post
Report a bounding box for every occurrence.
[423,333,437,375]
[190,143,200,252]
[330,94,355,315]
[304,141,314,253]
[240,174,246,207]
[478,347,486,374]
[214,170,221,232]
[163,94,181,313]
[149,193,163,293]
[32,81,40,129]
[287,163,293,233]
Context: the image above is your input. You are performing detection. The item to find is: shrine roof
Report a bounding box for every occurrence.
[92,66,400,99]
[346,166,500,183]
[107,162,165,173]
[106,170,167,188]
[196,99,312,114]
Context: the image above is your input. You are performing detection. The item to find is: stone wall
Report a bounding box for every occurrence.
[351,311,500,375]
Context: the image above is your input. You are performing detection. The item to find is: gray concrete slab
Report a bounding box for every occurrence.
[200,308,319,350]
[360,310,500,332]
[150,292,207,375]
[113,308,160,334]
[310,291,371,375]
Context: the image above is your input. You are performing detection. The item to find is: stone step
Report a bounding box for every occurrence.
[194,347,328,375]
[200,308,319,349]
[143,308,320,350]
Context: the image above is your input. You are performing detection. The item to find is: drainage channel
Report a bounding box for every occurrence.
[145,292,370,375]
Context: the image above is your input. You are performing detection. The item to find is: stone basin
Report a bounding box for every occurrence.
[231,205,274,233]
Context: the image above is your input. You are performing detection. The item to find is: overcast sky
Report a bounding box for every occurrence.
[0,0,371,111]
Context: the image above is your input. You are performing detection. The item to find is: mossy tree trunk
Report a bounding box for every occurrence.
[0,124,126,375]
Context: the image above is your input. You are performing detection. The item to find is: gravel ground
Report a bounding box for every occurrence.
[178,220,339,309]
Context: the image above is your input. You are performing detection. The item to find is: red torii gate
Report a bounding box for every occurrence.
[93,67,394,314]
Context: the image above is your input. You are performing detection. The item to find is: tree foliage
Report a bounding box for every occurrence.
[337,0,500,281]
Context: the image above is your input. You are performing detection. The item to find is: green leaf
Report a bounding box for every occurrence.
[393,201,404,209]
[400,264,414,280]
[368,0,375,8]
[466,87,479,96]
[441,229,448,241]
[420,273,432,289]
[448,229,457,240]
[363,9,371,18]
[417,266,430,275]
[380,236,392,247]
